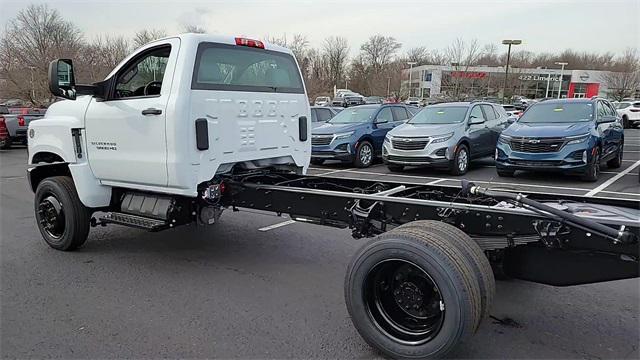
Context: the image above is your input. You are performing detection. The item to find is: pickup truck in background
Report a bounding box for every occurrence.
[0,105,45,148]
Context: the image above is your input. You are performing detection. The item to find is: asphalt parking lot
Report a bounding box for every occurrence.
[1,139,638,359]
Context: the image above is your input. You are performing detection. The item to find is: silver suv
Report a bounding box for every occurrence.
[382,101,509,175]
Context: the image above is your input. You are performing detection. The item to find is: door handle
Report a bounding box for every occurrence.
[142,108,162,115]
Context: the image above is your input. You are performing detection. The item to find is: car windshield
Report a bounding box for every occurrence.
[408,106,467,124]
[518,102,594,123]
[328,107,377,124]
[616,102,631,109]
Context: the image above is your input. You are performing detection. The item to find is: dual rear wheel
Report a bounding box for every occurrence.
[345,220,494,359]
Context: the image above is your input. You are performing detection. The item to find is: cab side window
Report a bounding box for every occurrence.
[376,107,393,123]
[481,104,497,120]
[391,107,409,121]
[114,46,171,99]
[469,106,485,122]
[596,101,607,119]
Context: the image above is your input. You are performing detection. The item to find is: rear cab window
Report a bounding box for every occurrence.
[191,42,304,93]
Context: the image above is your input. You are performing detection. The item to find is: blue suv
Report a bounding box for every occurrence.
[496,98,624,182]
[311,104,412,167]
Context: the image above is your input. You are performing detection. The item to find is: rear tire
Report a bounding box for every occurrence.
[345,225,482,359]
[396,221,495,329]
[0,137,11,149]
[622,115,629,129]
[607,141,623,169]
[354,141,374,168]
[387,164,404,172]
[34,176,91,251]
[450,144,469,176]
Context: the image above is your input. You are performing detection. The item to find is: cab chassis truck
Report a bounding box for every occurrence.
[28,34,639,359]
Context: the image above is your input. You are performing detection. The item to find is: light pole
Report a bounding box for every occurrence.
[501,39,522,103]
[407,61,417,97]
[450,62,460,99]
[545,68,552,98]
[28,66,35,101]
[555,61,568,99]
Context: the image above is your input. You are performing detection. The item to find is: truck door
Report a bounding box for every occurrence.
[84,39,179,186]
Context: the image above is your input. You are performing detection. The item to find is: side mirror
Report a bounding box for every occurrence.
[49,59,76,100]
[597,116,616,124]
[375,118,389,124]
[469,116,485,125]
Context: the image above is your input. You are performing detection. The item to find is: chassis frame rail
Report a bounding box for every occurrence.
[222,172,639,286]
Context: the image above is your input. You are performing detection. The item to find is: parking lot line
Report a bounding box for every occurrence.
[314,168,355,176]
[258,219,296,231]
[426,179,447,185]
[584,160,640,197]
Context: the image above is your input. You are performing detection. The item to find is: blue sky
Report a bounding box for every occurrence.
[0,0,637,55]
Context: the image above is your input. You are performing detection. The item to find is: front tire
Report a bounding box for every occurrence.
[345,225,483,359]
[581,148,600,182]
[354,141,374,168]
[34,176,91,251]
[450,144,469,175]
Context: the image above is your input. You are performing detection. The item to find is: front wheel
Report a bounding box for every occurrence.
[34,176,91,251]
[354,141,374,168]
[622,115,629,129]
[450,144,469,175]
[581,149,600,182]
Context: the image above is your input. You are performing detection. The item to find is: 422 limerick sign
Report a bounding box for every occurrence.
[518,74,561,82]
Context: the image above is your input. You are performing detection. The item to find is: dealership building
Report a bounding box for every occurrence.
[402,64,619,99]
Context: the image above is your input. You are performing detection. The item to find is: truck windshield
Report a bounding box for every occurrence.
[519,103,594,123]
[192,42,304,94]
[408,106,467,124]
[328,107,377,124]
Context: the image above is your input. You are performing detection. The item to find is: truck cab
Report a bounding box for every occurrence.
[27,34,310,250]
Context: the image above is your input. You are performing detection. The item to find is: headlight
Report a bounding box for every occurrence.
[498,134,512,143]
[431,132,454,144]
[384,134,391,143]
[334,131,355,140]
[566,134,590,145]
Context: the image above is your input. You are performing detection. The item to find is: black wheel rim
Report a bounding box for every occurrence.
[38,194,65,239]
[363,259,445,345]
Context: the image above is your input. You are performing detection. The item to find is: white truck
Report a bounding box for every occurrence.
[28,33,639,359]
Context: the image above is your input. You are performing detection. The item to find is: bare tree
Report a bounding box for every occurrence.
[78,35,130,83]
[360,35,401,71]
[0,4,84,105]
[323,36,349,89]
[182,24,206,34]
[405,46,429,65]
[442,38,482,100]
[132,29,167,48]
[602,48,640,101]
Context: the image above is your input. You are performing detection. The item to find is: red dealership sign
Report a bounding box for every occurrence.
[450,71,487,79]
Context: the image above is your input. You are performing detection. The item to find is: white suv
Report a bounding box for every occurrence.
[614,101,640,128]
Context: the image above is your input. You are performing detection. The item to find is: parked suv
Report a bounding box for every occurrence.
[496,98,624,182]
[311,104,412,167]
[383,102,509,174]
[614,100,640,128]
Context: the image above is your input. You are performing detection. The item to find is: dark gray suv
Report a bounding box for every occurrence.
[382,101,510,174]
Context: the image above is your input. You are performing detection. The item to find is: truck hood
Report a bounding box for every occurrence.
[504,121,593,137]
[312,122,366,135]
[40,95,93,128]
[389,123,460,137]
